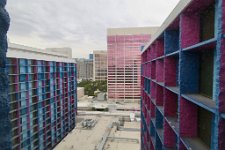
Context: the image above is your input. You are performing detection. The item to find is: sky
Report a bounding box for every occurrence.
[6,0,180,58]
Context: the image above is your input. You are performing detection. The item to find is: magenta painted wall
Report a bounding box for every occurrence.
[219,39,225,113]
[181,13,200,48]
[164,90,177,117]
[180,98,198,137]
[156,60,164,82]
[164,57,177,86]
[156,85,163,106]
[219,119,225,149]
[164,121,176,148]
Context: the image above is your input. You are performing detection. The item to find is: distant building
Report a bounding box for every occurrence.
[93,50,107,81]
[107,27,158,102]
[76,58,93,80]
[89,54,93,60]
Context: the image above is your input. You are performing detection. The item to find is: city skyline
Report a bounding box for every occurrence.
[7,0,179,58]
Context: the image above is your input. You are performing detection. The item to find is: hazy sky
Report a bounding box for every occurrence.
[7,0,180,58]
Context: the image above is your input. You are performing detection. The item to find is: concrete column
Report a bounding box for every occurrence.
[0,0,11,149]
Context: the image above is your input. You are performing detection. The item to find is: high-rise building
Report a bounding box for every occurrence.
[93,50,107,81]
[141,0,225,149]
[6,43,77,150]
[75,58,93,80]
[107,27,158,102]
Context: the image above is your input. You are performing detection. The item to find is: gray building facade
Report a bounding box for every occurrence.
[76,58,93,80]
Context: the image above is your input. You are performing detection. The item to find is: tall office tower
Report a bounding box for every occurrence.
[107,27,158,102]
[75,58,93,81]
[93,50,107,81]
[141,0,225,149]
[7,43,77,150]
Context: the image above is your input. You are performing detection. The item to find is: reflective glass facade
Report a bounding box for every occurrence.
[107,34,150,102]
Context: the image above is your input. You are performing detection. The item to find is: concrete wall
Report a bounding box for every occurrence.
[77,87,85,99]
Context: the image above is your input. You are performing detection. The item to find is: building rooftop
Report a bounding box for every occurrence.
[104,122,140,150]
[107,27,158,36]
[93,50,107,54]
[54,115,140,150]
[7,42,75,63]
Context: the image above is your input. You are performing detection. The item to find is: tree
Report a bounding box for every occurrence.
[78,80,107,96]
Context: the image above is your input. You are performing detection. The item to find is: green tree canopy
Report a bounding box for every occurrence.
[78,80,107,96]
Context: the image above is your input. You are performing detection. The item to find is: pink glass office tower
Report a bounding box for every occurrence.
[107,27,157,102]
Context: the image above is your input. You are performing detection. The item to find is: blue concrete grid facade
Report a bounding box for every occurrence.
[7,58,77,150]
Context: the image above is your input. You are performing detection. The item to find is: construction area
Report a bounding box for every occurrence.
[54,111,141,150]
